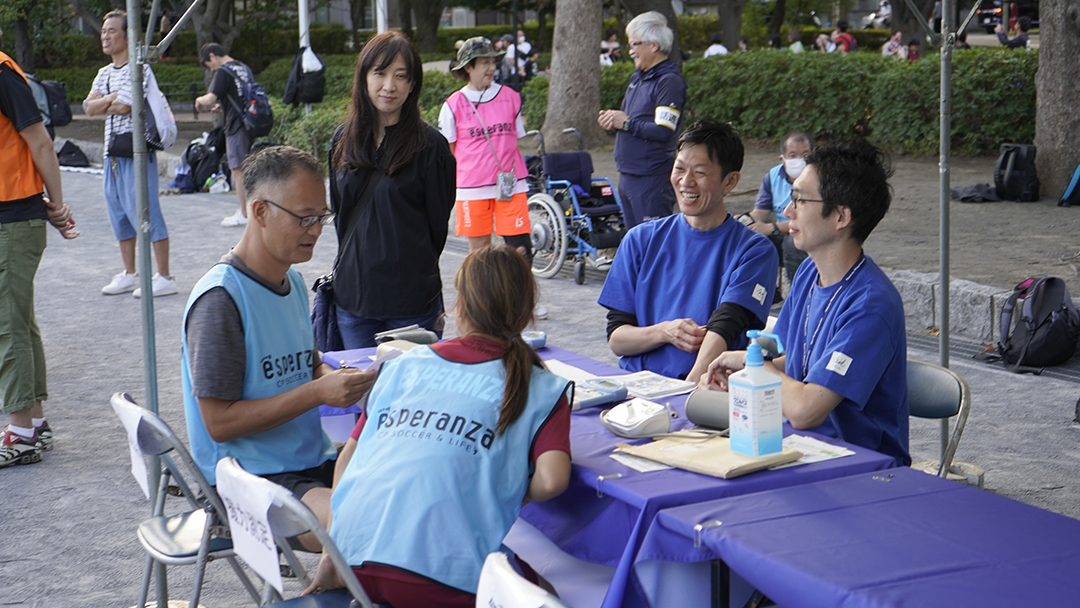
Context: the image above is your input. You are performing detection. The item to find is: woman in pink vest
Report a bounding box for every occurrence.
[440,37,546,317]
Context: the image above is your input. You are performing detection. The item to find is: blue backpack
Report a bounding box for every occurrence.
[218,64,274,138]
[1058,163,1080,208]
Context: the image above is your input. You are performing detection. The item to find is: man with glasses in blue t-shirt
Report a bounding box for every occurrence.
[700,139,910,467]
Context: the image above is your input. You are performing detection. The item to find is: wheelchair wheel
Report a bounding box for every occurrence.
[528,193,567,279]
[574,258,586,285]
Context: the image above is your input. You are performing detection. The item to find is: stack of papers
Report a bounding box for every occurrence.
[599,370,696,399]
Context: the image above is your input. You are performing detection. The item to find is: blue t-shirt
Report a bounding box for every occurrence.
[774,254,911,466]
[598,213,778,378]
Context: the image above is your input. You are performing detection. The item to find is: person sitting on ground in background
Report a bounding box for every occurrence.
[704,32,728,57]
[305,245,572,608]
[906,39,921,62]
[181,146,375,550]
[738,35,750,52]
[195,43,259,228]
[601,27,622,64]
[749,131,813,302]
[598,11,686,229]
[788,28,805,53]
[831,21,858,53]
[699,138,910,468]
[767,33,783,50]
[996,16,1032,49]
[955,31,972,50]
[814,33,836,53]
[882,31,905,58]
[598,120,777,383]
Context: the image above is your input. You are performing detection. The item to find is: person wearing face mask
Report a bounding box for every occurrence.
[749,131,813,301]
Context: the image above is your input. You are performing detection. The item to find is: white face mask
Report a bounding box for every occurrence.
[784,157,807,179]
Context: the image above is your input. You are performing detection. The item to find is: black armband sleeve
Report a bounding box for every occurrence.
[706,302,765,348]
[605,307,639,341]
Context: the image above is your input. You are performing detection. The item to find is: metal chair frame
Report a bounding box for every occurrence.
[906,360,971,477]
[110,392,261,608]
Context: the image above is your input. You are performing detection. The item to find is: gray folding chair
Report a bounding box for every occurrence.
[906,360,971,477]
[110,392,261,608]
[476,552,571,608]
[216,456,374,608]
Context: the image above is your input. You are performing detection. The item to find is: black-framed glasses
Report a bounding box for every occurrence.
[629,40,653,47]
[263,199,335,228]
[790,193,827,210]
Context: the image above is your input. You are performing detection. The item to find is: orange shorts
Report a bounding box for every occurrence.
[455,192,530,238]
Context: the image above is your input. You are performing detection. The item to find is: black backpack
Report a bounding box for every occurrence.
[25,74,72,128]
[190,126,230,191]
[56,140,89,167]
[994,143,1040,202]
[998,277,1080,370]
[218,63,274,138]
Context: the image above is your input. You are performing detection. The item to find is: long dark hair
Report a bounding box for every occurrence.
[332,31,427,176]
[454,246,542,436]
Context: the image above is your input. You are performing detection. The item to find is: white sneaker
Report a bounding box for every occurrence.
[133,273,179,298]
[102,271,139,295]
[535,304,549,320]
[221,210,248,227]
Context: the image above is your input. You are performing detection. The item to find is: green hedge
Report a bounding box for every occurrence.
[683,48,1036,155]
[521,62,633,132]
[37,64,204,103]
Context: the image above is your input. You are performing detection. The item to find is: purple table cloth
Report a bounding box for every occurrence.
[637,467,1080,607]
[522,347,897,608]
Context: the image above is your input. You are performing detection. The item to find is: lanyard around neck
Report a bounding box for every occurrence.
[801,254,867,378]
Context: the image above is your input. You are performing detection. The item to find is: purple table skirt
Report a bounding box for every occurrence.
[638,467,1080,607]
[520,347,896,608]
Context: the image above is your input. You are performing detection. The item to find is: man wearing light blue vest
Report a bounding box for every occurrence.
[749,131,813,301]
[181,146,374,550]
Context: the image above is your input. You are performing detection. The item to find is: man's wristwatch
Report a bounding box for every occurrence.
[770,223,781,236]
[621,119,630,132]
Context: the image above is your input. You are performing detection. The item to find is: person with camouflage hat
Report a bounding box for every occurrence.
[440,38,545,311]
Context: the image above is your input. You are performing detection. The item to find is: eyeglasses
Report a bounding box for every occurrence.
[630,40,654,47]
[263,199,335,228]
[790,193,827,209]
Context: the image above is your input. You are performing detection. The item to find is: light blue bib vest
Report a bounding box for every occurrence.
[181,264,334,485]
[330,346,570,593]
[767,164,793,222]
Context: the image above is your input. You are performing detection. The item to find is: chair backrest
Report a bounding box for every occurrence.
[110,391,222,513]
[216,457,374,608]
[543,151,594,192]
[905,360,971,477]
[476,552,570,608]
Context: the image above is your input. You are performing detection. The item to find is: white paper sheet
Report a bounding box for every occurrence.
[216,461,283,592]
[113,403,149,499]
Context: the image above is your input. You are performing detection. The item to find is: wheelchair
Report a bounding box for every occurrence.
[525,129,627,285]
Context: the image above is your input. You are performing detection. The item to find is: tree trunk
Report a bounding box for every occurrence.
[769,0,787,36]
[412,0,445,53]
[543,0,606,150]
[536,0,549,53]
[1035,0,1080,197]
[622,0,680,61]
[717,0,746,52]
[14,17,34,73]
[72,0,103,34]
[351,0,368,47]
[399,0,414,42]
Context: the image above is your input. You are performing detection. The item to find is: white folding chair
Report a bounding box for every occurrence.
[110,392,261,608]
[216,456,374,607]
[907,360,971,477]
[476,552,571,608]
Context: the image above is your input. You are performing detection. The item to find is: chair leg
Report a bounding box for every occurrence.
[188,509,216,608]
[224,555,264,604]
[137,554,153,608]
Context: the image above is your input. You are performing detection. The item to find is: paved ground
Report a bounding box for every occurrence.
[3,124,1080,606]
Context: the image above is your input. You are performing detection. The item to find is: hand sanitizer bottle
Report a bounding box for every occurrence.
[729,331,786,457]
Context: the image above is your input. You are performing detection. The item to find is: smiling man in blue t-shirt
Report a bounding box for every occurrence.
[701,139,910,467]
[599,120,778,384]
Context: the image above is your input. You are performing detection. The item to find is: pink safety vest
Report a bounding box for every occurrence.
[448,86,528,189]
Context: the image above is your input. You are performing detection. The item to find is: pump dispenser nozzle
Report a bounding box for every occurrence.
[744,330,785,366]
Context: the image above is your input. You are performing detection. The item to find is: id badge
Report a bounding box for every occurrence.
[497,171,515,201]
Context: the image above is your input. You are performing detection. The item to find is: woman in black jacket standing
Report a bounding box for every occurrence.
[330,31,456,348]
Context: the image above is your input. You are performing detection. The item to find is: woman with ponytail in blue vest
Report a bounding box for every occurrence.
[304,245,573,607]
